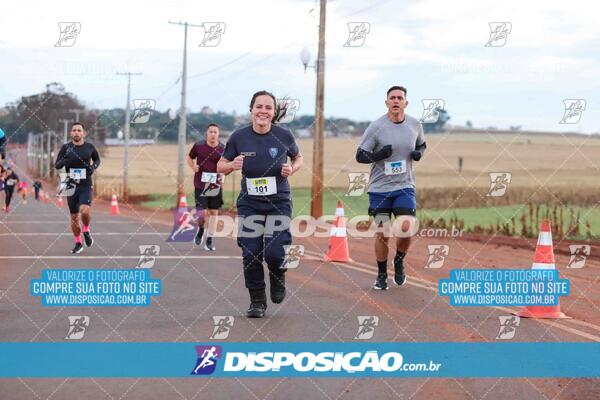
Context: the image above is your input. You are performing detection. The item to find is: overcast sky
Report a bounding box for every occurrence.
[1,0,599,132]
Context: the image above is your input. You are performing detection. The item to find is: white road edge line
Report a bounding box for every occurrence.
[0,256,242,259]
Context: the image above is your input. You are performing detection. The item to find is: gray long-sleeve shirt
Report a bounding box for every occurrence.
[358,113,425,193]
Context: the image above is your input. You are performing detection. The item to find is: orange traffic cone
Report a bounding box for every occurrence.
[176,195,189,216]
[42,191,50,203]
[516,220,568,319]
[110,194,120,215]
[324,201,353,262]
[178,195,188,209]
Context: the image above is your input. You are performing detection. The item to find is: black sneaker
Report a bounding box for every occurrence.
[83,231,93,247]
[203,237,215,251]
[269,271,286,304]
[393,252,407,286]
[72,242,84,254]
[373,273,388,290]
[194,227,204,246]
[246,288,267,318]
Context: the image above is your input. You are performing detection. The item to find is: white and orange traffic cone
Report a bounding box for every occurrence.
[324,201,353,263]
[176,195,189,216]
[178,195,188,209]
[110,194,120,215]
[57,195,64,207]
[516,219,569,319]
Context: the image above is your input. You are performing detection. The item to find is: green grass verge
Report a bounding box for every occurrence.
[419,204,600,237]
[141,190,599,238]
[140,188,370,218]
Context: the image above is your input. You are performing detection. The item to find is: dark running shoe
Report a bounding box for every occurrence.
[204,237,215,251]
[373,273,388,290]
[72,242,84,254]
[194,227,204,246]
[393,252,407,286]
[83,231,93,247]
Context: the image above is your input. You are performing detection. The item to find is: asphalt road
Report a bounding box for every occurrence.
[1,185,599,399]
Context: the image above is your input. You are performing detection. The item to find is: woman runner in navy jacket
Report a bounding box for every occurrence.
[218,91,303,318]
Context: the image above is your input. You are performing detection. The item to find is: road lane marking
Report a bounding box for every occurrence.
[0,255,242,260]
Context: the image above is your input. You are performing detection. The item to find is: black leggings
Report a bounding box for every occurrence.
[0,136,6,160]
[5,187,14,207]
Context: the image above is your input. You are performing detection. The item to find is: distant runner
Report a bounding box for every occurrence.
[187,123,227,251]
[33,180,42,201]
[2,166,19,213]
[0,127,6,161]
[17,180,29,204]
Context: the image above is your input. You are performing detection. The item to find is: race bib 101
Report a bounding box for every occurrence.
[246,176,277,196]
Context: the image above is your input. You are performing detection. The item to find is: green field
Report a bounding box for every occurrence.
[420,204,600,238]
[141,189,599,238]
[141,187,369,218]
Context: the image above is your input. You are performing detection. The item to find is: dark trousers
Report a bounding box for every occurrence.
[237,198,292,290]
[0,136,6,160]
[5,187,14,207]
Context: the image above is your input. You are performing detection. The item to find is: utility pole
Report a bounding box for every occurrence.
[169,20,202,206]
[59,118,72,143]
[45,131,52,178]
[117,71,142,202]
[69,109,83,122]
[311,0,327,218]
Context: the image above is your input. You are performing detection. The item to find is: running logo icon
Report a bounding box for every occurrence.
[137,245,160,269]
[131,99,156,124]
[282,245,304,269]
[57,173,77,197]
[420,99,445,124]
[199,22,226,47]
[55,22,81,47]
[201,174,223,198]
[210,316,234,339]
[566,245,590,269]
[354,316,379,340]
[425,245,449,269]
[167,209,197,242]
[65,316,89,340]
[276,98,300,123]
[486,172,512,197]
[191,345,222,375]
[559,99,586,124]
[485,22,512,47]
[344,22,370,47]
[345,173,369,197]
[496,316,520,340]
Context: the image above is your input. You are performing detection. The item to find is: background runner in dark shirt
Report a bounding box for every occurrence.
[186,123,227,250]
[54,122,100,254]
[3,168,19,211]
[55,141,100,187]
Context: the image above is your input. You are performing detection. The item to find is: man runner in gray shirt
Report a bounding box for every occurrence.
[356,86,426,290]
